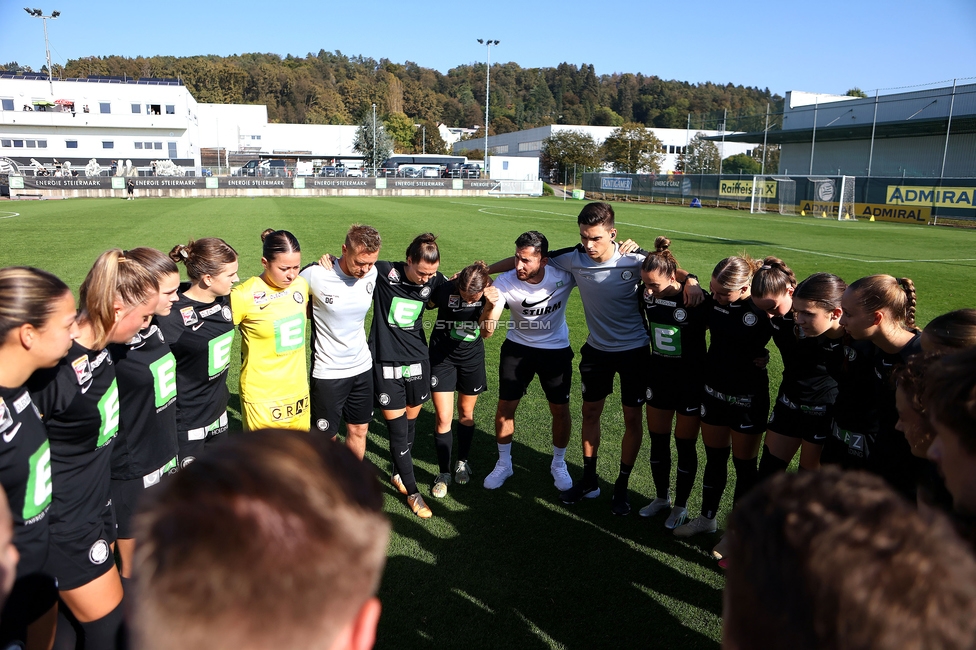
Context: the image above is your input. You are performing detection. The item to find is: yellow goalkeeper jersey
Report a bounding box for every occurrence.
[230,275,310,429]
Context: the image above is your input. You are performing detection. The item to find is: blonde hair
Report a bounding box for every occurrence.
[848,275,917,330]
[712,254,762,292]
[0,267,72,341]
[79,250,158,349]
[126,247,179,280]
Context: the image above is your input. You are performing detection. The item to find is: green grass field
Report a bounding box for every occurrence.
[2,197,975,648]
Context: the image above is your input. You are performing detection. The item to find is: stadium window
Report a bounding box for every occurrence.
[134,142,143,150]
[147,104,161,115]
[1,98,13,111]
[37,140,46,148]
[154,142,162,150]
[102,141,114,149]
[99,102,111,114]
[0,140,10,147]
[26,140,36,148]
[144,142,152,149]
[131,103,141,114]
[518,140,542,152]
[167,142,177,158]
[12,140,23,148]
[165,105,175,115]
[745,149,752,157]
[66,140,78,149]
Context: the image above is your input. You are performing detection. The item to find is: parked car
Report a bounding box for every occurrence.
[236,159,289,177]
[346,168,364,177]
[419,166,441,178]
[401,166,422,178]
[320,166,338,177]
[461,163,482,179]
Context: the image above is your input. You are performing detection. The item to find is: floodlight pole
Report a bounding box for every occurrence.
[372,103,377,177]
[941,79,956,178]
[761,103,769,175]
[25,8,60,95]
[478,39,499,176]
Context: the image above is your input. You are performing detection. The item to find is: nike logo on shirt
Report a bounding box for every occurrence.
[192,322,205,331]
[521,295,551,308]
[2,423,21,443]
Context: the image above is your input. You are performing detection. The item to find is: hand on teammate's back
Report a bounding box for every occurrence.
[683,280,704,307]
[482,286,501,305]
[618,239,641,254]
[318,253,336,269]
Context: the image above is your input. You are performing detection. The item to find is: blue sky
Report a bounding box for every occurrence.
[1,0,974,97]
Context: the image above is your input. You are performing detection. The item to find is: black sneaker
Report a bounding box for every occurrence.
[560,482,601,504]
[610,489,631,516]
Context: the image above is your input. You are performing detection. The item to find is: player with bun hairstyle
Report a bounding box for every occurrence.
[161,238,239,464]
[230,230,309,431]
[27,250,158,648]
[674,255,773,551]
[636,237,708,529]
[752,262,839,479]
[427,261,492,497]
[921,308,976,353]
[107,248,181,583]
[0,268,76,648]
[840,274,923,500]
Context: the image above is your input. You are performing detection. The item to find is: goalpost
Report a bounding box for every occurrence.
[750,176,796,216]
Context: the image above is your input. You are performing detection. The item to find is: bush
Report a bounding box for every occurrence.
[542,183,554,196]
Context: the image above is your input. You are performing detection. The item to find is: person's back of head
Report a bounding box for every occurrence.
[723,466,976,650]
[132,430,390,650]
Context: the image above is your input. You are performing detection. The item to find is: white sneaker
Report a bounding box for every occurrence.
[638,497,671,518]
[673,515,717,538]
[550,460,573,491]
[664,506,688,530]
[483,460,514,489]
[712,534,730,560]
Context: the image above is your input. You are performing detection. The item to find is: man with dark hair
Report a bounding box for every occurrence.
[301,225,382,459]
[480,231,576,492]
[131,430,390,650]
[723,466,976,650]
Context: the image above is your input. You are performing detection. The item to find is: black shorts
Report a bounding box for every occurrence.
[431,356,487,395]
[374,360,431,411]
[578,343,651,407]
[647,371,703,415]
[0,573,59,644]
[767,392,833,445]
[111,457,175,539]
[699,383,769,434]
[45,503,117,591]
[178,410,229,467]
[821,421,875,469]
[311,371,374,437]
[498,339,573,404]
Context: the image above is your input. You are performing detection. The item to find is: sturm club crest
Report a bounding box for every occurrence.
[222,306,232,321]
[420,286,431,299]
[743,312,758,326]
[431,375,439,388]
[646,388,653,400]
[366,282,374,294]
[378,393,391,406]
[89,539,111,565]
[316,418,330,432]
[621,270,633,281]
[700,404,707,417]
[181,456,196,468]
[293,291,304,304]
[673,308,687,322]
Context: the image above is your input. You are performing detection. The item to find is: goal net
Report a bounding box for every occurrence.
[809,176,857,220]
[750,176,796,216]
[838,175,856,221]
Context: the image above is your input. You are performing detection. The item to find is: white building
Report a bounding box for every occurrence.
[452,124,753,176]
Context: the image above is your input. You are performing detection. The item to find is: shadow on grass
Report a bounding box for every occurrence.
[361,406,724,649]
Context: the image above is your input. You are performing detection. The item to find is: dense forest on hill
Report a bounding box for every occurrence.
[2,51,782,133]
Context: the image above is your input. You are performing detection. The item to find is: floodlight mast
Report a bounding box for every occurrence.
[24,7,59,94]
[477,39,499,176]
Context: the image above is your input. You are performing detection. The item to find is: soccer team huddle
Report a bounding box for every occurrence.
[0,200,970,647]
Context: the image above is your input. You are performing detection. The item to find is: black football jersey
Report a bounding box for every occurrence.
[427,279,485,366]
[0,385,51,577]
[108,321,179,480]
[770,312,838,404]
[639,284,708,373]
[704,297,773,393]
[823,337,878,434]
[368,260,445,363]
[28,341,118,533]
[157,291,234,430]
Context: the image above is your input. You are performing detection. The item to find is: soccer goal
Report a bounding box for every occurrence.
[750,176,796,216]
[837,175,857,221]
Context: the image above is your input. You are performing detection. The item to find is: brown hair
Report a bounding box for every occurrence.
[577,202,615,229]
[125,247,179,280]
[794,273,847,311]
[132,430,390,650]
[170,238,239,281]
[848,274,917,329]
[924,347,976,455]
[751,256,797,299]
[923,309,976,351]
[711,254,761,292]
[893,352,941,454]
[79,250,158,349]
[344,225,382,254]
[405,233,439,265]
[641,236,679,278]
[724,467,976,650]
[456,261,491,295]
[0,267,72,342]
[260,229,301,262]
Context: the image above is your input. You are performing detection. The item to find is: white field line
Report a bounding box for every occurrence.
[451,202,976,264]
[0,212,22,220]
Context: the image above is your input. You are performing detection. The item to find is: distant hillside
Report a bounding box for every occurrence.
[4,52,783,132]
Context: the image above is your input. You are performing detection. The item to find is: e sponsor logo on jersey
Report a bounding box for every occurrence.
[743,312,758,326]
[72,355,93,386]
[388,297,425,328]
[24,440,52,520]
[180,306,199,326]
[96,379,120,448]
[149,352,178,408]
[274,314,305,354]
[208,330,235,377]
[650,324,682,357]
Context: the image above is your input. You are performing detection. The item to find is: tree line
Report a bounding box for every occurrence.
[2,52,782,138]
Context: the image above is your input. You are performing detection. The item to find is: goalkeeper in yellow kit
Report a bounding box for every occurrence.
[230,229,310,431]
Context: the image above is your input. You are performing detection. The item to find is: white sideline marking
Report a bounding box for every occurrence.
[450,202,976,264]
